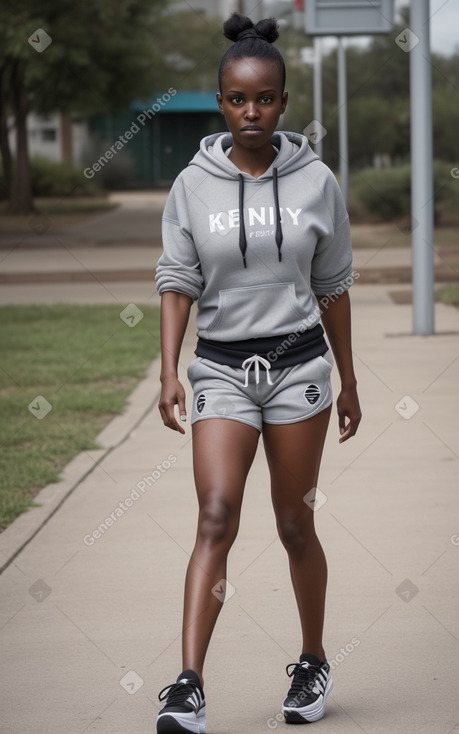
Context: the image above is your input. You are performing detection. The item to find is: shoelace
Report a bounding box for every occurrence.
[158,680,200,706]
[285,662,320,696]
[241,354,273,386]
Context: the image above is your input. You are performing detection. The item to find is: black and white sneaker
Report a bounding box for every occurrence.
[156,669,206,733]
[282,653,333,723]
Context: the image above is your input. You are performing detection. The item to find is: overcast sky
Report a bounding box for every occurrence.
[397,0,458,56]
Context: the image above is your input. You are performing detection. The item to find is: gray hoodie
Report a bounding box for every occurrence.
[155,131,353,342]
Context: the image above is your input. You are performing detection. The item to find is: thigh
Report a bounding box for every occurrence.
[192,418,260,511]
[262,406,332,518]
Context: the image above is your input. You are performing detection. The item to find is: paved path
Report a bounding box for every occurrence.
[0,194,458,733]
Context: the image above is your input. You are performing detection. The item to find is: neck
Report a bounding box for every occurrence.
[228,142,277,178]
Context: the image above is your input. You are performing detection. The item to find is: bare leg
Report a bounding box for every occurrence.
[182,418,260,685]
[262,406,332,661]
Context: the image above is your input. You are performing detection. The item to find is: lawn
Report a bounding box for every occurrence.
[0,196,118,230]
[436,284,459,306]
[0,304,160,531]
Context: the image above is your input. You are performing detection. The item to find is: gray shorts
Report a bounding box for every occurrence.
[187,350,334,432]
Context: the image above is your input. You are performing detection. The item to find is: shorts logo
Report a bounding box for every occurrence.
[197,393,206,413]
[304,384,320,405]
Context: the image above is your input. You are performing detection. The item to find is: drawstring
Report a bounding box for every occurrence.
[238,174,247,268]
[242,355,273,386]
[273,167,283,261]
[236,167,283,268]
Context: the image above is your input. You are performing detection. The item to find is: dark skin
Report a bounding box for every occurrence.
[158,57,361,687]
[216,58,288,178]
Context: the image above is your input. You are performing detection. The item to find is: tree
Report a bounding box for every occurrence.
[0,0,167,214]
[153,10,229,92]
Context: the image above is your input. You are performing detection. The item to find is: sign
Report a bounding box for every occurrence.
[305,0,394,35]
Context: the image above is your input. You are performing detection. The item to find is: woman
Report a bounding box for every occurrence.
[155,13,361,733]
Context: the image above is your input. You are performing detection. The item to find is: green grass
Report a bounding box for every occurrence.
[0,197,118,230]
[436,284,459,306]
[0,304,160,531]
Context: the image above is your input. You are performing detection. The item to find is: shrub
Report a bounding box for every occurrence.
[353,165,411,219]
[30,156,100,197]
[81,139,136,190]
[353,161,456,222]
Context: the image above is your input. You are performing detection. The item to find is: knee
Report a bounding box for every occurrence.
[197,502,238,548]
[276,514,313,553]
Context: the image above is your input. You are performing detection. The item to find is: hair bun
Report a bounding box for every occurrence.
[223,13,279,44]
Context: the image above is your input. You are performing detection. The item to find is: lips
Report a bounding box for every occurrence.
[240,125,263,132]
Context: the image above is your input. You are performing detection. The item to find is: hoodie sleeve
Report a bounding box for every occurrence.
[155,176,204,301]
[310,171,354,296]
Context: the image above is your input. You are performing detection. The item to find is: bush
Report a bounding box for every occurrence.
[81,139,136,190]
[30,156,100,197]
[353,161,456,222]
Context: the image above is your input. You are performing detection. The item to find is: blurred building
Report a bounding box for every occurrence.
[10,113,89,165]
[88,92,222,188]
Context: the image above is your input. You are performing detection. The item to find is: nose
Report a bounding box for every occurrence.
[244,102,259,120]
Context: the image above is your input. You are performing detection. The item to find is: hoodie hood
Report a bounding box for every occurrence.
[188,132,319,266]
[189,131,319,181]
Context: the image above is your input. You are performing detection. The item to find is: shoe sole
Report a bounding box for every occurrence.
[283,677,334,724]
[156,712,206,734]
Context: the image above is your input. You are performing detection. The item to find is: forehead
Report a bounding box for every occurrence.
[221,57,283,92]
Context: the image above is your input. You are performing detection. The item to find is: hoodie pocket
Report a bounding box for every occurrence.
[205,282,307,341]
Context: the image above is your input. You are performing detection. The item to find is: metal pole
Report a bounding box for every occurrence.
[337,37,349,206]
[313,36,323,159]
[410,0,434,334]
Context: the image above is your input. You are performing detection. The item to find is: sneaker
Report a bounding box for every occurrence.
[156,669,206,733]
[282,653,333,723]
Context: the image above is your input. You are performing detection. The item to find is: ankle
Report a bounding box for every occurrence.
[183,666,204,689]
[302,648,326,663]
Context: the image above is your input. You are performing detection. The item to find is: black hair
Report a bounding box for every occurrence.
[218,13,286,92]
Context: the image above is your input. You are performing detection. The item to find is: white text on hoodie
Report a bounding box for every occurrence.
[209,207,302,233]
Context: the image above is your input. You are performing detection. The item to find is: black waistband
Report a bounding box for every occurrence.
[195,324,328,369]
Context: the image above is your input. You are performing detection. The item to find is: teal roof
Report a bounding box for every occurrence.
[133,91,219,113]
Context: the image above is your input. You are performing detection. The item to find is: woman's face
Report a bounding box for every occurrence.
[217,57,288,153]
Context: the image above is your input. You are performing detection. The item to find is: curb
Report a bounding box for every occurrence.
[0,356,162,575]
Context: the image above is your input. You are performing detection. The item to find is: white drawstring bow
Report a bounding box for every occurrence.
[241,355,273,386]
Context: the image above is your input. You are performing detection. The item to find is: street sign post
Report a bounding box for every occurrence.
[304,0,394,35]
[410,0,434,334]
[304,1,395,206]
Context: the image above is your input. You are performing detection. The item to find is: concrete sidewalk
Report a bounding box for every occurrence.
[1,281,459,733]
[0,189,453,298]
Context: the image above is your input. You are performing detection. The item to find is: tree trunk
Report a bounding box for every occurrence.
[60,112,73,162]
[0,66,13,197]
[10,61,34,215]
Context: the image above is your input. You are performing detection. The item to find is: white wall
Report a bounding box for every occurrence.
[8,112,90,165]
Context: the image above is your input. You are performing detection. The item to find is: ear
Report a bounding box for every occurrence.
[280,91,288,114]
[216,93,224,115]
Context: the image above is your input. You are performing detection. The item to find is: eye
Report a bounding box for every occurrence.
[230,96,243,105]
[260,96,274,104]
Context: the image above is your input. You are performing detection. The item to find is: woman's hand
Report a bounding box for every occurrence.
[158,375,187,434]
[336,384,361,443]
